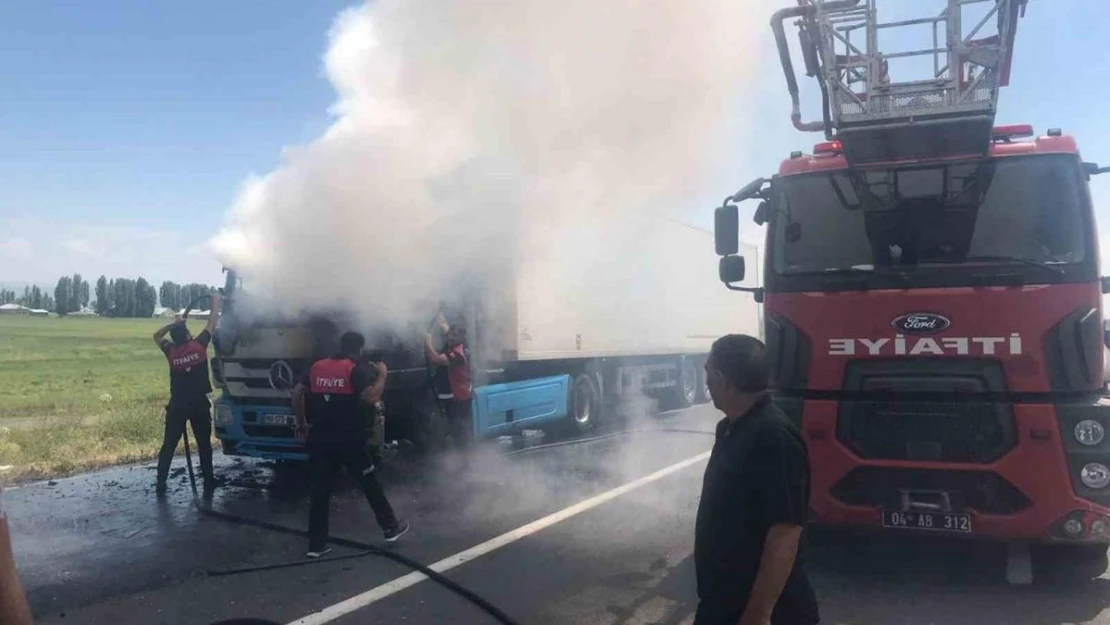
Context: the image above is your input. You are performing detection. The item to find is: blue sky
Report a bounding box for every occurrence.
[2,0,1109,287]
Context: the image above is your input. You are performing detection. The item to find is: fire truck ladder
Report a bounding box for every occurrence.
[774,0,1028,165]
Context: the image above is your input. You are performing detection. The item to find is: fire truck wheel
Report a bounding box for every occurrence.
[1032,543,1109,583]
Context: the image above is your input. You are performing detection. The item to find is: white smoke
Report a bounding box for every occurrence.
[211,0,775,329]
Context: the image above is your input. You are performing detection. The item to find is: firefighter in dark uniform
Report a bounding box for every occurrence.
[153,293,221,495]
[424,312,473,450]
[292,331,409,558]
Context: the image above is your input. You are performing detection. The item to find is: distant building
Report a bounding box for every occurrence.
[28,309,49,317]
[153,307,175,318]
[0,303,27,315]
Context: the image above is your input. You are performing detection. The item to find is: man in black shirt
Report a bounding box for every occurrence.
[694,334,819,625]
[153,294,221,495]
[292,331,409,558]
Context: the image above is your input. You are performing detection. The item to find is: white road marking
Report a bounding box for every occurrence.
[288,450,711,625]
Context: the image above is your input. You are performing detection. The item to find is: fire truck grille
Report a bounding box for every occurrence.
[836,360,1018,464]
[838,400,1014,463]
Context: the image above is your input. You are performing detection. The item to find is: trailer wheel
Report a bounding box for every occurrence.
[1032,543,1109,583]
[670,357,698,409]
[696,359,711,404]
[569,373,601,434]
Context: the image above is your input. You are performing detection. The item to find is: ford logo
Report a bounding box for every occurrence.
[891,313,950,335]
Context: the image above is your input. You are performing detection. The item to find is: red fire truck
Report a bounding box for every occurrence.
[713,0,1110,581]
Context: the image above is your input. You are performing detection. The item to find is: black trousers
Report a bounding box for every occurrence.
[157,397,213,485]
[308,439,398,548]
[446,399,473,449]
[694,600,819,625]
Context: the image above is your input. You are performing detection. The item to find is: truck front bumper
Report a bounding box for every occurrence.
[213,397,308,461]
[803,399,1110,544]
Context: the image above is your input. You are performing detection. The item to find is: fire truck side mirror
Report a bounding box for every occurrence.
[719,255,746,284]
[714,204,739,256]
[753,201,769,226]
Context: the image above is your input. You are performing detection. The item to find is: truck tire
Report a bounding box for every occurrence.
[696,359,711,404]
[670,357,698,409]
[569,373,601,435]
[1032,543,1109,583]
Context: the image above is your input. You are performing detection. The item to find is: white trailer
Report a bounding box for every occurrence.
[468,218,761,437]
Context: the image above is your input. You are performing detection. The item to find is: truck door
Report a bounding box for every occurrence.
[471,375,570,439]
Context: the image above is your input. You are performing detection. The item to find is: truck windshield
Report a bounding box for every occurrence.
[770,155,1091,288]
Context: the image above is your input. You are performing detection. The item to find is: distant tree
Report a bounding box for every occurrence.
[120,279,135,318]
[30,286,42,310]
[134,278,156,318]
[54,277,72,316]
[109,279,124,317]
[80,279,90,309]
[42,293,55,312]
[180,283,216,309]
[95,276,110,316]
[159,281,182,311]
[18,286,30,306]
[69,273,83,312]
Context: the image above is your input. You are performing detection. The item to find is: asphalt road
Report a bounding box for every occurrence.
[9,404,1110,625]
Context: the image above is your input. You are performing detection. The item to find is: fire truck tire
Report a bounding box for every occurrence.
[568,373,601,435]
[1032,543,1109,582]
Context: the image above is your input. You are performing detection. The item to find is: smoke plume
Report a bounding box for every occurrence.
[211,0,774,329]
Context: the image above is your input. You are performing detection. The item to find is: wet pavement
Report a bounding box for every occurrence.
[8,404,1110,625]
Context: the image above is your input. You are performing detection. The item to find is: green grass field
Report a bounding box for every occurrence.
[0,315,193,481]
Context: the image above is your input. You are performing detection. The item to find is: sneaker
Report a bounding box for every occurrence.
[384,520,410,543]
[306,546,333,559]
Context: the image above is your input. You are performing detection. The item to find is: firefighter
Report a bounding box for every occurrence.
[153,293,221,495]
[292,331,409,558]
[424,312,473,451]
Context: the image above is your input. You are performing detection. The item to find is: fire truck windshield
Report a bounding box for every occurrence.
[769,154,1093,291]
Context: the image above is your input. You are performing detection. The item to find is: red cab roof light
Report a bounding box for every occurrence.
[992,124,1034,140]
[813,140,843,155]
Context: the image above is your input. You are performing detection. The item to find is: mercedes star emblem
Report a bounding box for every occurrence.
[268,360,295,391]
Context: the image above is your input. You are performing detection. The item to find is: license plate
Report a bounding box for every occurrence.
[263,414,295,426]
[882,510,972,533]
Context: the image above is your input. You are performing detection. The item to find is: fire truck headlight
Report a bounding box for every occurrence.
[214,404,235,426]
[1075,420,1106,446]
[1080,463,1110,489]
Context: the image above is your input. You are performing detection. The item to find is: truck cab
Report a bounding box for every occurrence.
[211,270,437,460]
